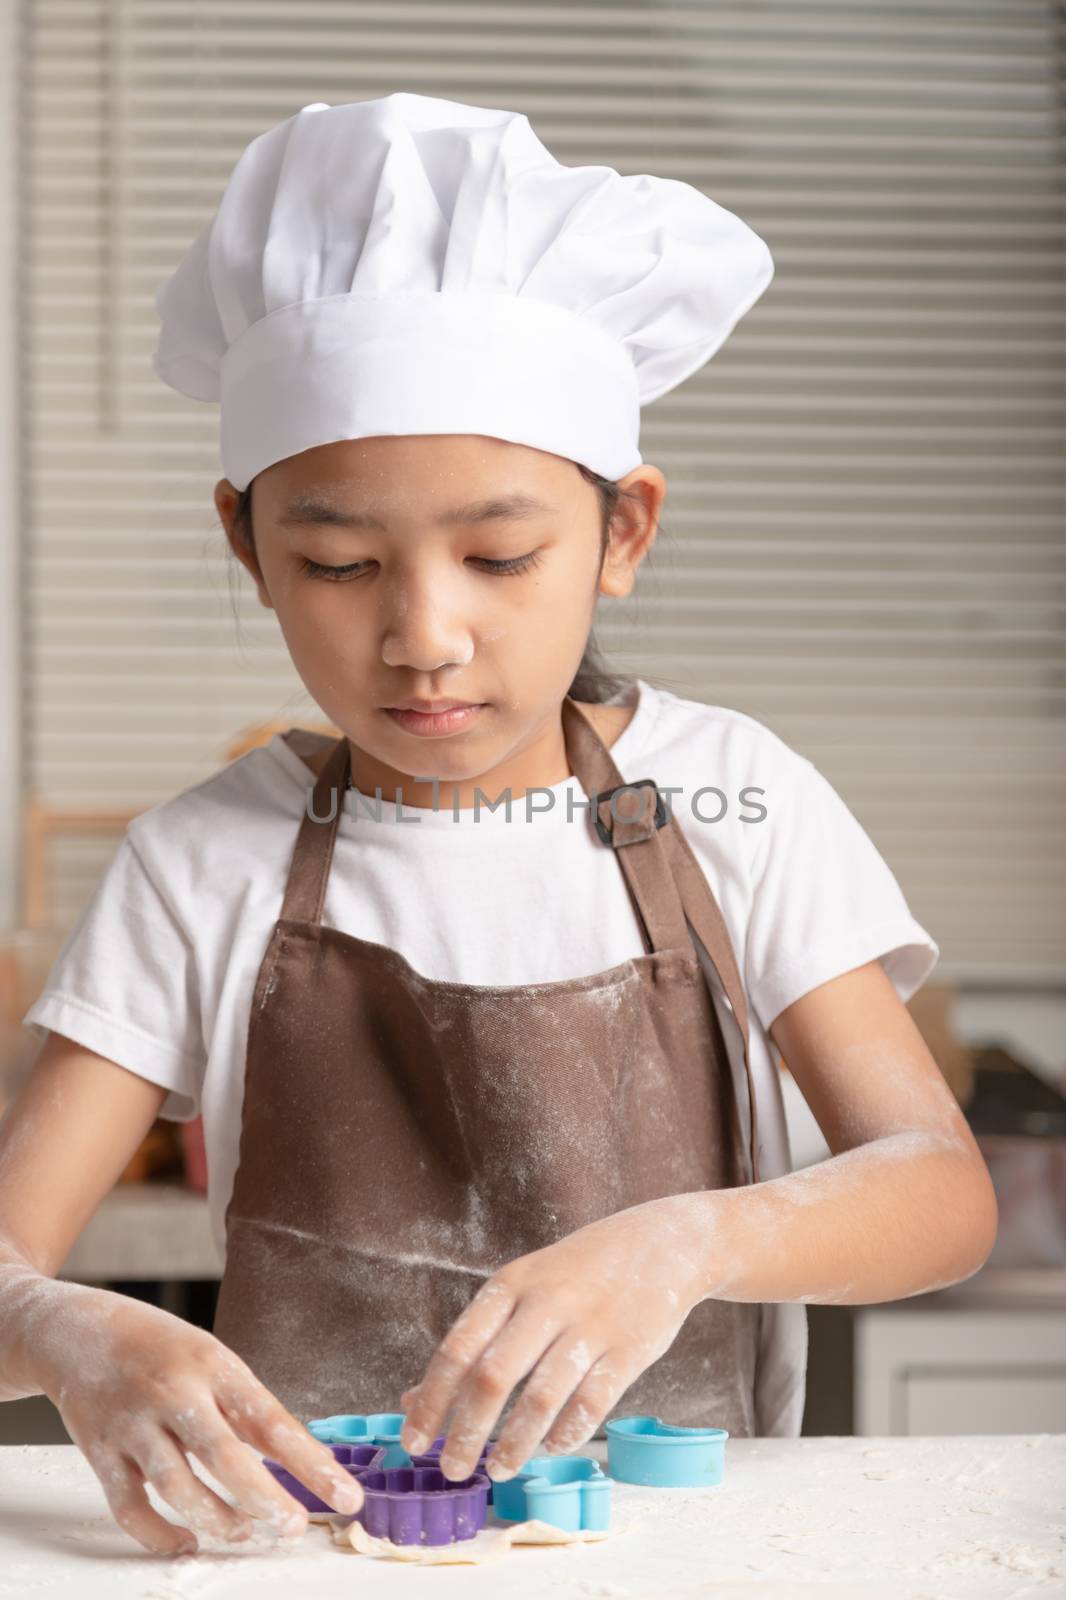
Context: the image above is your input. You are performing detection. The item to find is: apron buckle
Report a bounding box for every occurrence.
[594,778,668,847]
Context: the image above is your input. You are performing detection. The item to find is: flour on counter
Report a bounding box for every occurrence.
[2,1435,1064,1598]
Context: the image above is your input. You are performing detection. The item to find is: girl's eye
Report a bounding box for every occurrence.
[475,551,543,576]
[299,557,368,581]
[299,551,543,581]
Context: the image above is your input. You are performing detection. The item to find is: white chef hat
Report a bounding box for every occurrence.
[153,91,774,492]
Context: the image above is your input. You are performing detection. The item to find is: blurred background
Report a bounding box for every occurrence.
[0,0,1064,1442]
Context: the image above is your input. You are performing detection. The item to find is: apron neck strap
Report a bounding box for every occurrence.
[563,696,762,1185]
[280,734,352,926]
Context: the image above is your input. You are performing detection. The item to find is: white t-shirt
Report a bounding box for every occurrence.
[23,676,938,1437]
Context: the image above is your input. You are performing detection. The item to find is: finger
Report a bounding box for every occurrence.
[436,1300,563,1481]
[93,1451,199,1557]
[399,1277,517,1454]
[541,1349,636,1454]
[173,1398,347,1531]
[212,1368,364,1518]
[486,1335,608,1478]
[131,1428,261,1542]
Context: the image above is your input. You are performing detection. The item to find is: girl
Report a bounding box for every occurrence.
[0,93,996,1558]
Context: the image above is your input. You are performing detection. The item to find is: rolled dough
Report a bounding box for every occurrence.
[328,1511,622,1565]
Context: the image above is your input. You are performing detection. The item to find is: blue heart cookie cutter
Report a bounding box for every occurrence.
[605,1414,729,1487]
[490,1454,611,1532]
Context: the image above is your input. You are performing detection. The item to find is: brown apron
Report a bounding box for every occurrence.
[213,695,764,1436]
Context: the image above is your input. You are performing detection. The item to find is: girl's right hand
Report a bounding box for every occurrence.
[34,1281,364,1556]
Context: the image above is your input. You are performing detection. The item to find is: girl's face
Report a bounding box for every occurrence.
[217,434,663,805]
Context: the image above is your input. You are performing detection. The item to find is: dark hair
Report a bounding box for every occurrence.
[228,459,655,705]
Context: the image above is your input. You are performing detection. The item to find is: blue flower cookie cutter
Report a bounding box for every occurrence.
[490,1454,611,1532]
[605,1414,729,1488]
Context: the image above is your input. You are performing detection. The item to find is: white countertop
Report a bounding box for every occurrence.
[1,1434,1064,1598]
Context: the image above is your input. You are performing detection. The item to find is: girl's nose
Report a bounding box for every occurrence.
[380,583,475,671]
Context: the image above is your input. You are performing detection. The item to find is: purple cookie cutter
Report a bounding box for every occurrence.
[263,1441,385,1515]
[410,1435,495,1504]
[352,1465,491,1545]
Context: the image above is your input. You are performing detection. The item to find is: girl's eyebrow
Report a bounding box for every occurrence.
[278,492,557,530]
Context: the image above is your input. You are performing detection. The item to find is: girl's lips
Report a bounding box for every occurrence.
[384,703,486,737]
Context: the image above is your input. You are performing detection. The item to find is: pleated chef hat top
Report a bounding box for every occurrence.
[153,91,775,492]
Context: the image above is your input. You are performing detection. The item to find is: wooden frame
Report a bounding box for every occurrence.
[19,720,338,931]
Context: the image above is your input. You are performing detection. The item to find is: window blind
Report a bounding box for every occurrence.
[20,0,1066,979]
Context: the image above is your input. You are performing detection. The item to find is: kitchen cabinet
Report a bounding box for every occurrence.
[855,1269,1066,1435]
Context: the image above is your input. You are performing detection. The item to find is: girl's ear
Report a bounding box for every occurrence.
[598,464,665,600]
[215,479,274,610]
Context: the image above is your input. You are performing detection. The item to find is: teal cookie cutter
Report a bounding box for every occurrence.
[605,1414,729,1488]
[490,1454,611,1532]
[306,1412,410,1468]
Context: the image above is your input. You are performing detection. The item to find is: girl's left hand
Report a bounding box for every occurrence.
[397,1192,714,1481]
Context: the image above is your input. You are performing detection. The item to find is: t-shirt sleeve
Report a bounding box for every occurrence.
[744,751,939,1031]
[20,827,205,1122]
